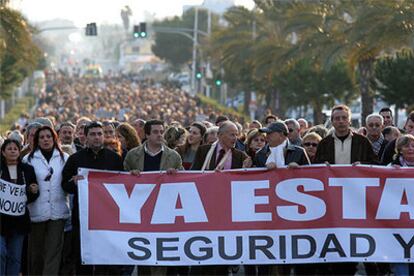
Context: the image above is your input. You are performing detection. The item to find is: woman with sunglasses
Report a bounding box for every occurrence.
[244,129,266,167]
[23,125,69,275]
[0,139,39,276]
[302,132,322,163]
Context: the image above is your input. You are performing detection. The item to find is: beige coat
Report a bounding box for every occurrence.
[124,142,184,171]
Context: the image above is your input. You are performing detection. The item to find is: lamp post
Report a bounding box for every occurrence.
[190,7,199,96]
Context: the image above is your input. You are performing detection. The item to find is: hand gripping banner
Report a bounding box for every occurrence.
[77,166,414,265]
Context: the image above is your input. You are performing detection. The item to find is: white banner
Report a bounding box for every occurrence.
[0,178,27,216]
[81,229,414,265]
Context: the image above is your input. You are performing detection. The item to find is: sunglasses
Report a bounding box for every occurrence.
[288,128,294,133]
[303,142,318,148]
[44,167,54,181]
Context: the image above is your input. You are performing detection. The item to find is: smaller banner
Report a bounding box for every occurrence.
[0,178,27,216]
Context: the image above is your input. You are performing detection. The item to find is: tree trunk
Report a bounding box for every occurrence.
[358,58,375,126]
[244,90,250,115]
[313,101,324,125]
[273,89,281,116]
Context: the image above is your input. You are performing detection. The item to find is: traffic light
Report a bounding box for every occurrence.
[85,23,97,36]
[133,25,140,38]
[139,22,147,38]
[196,72,202,79]
[215,79,222,86]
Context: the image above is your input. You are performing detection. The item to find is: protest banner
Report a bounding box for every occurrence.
[78,166,414,265]
[0,178,27,216]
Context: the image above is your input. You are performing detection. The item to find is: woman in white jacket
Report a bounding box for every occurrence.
[23,125,69,275]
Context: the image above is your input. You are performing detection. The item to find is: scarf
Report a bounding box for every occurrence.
[201,141,232,171]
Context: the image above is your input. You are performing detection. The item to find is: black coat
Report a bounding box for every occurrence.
[314,133,378,165]
[381,139,396,165]
[61,147,124,226]
[0,162,38,236]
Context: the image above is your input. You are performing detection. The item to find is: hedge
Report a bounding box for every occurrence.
[0,96,35,135]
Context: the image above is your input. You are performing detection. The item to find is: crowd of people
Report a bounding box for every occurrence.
[0,74,414,276]
[32,74,243,126]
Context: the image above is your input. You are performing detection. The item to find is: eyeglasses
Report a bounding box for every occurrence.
[288,128,294,133]
[303,142,318,148]
[44,167,54,181]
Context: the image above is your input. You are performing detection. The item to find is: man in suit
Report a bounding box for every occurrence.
[191,121,248,171]
[190,121,248,275]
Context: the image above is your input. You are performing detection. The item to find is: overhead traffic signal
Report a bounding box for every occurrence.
[85,23,97,36]
[133,25,140,38]
[133,23,147,38]
[139,22,147,38]
[215,79,222,86]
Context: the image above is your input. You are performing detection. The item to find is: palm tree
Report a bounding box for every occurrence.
[207,6,258,113]
[266,0,414,125]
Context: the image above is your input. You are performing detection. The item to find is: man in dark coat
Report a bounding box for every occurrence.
[255,121,310,168]
[190,121,247,275]
[61,122,124,275]
[191,121,248,171]
[314,105,377,275]
[314,105,377,165]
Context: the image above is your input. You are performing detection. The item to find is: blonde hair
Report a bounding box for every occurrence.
[395,134,414,155]
[302,132,322,143]
[245,129,266,150]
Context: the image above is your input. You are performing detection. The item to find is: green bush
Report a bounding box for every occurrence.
[0,96,34,135]
[196,94,249,122]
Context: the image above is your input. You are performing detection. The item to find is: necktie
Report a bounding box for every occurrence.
[216,149,226,167]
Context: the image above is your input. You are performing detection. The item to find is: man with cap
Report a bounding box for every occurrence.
[249,120,309,276]
[255,120,310,168]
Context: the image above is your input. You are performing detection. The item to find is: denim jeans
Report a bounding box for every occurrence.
[0,233,25,276]
[391,263,409,276]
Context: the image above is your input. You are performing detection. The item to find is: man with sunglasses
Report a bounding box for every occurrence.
[253,120,309,275]
[62,121,124,275]
[285,118,302,146]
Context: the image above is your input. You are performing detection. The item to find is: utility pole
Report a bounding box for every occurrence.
[190,7,199,96]
[205,9,212,97]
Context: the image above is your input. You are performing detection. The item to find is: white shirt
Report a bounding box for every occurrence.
[266,140,287,168]
[7,165,17,180]
[144,143,164,157]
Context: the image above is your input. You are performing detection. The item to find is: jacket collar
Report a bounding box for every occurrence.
[33,148,60,159]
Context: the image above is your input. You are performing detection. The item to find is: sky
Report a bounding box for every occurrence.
[14,0,255,26]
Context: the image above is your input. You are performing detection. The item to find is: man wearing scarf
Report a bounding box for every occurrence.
[190,121,249,275]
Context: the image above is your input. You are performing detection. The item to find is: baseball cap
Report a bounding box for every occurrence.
[259,121,289,136]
